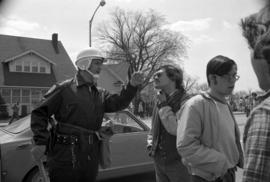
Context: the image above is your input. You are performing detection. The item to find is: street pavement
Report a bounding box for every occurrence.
[100,113,247,182]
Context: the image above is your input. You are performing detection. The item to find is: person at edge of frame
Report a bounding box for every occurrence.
[30,47,144,182]
[176,55,244,182]
[147,64,191,182]
[242,0,270,180]
[242,39,270,182]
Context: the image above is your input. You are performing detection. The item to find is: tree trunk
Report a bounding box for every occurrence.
[132,92,141,116]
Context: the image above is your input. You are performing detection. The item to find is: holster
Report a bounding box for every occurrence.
[46,124,57,154]
[46,122,97,169]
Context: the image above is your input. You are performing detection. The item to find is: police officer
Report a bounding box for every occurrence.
[31,47,144,182]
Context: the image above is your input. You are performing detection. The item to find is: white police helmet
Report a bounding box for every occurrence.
[75,47,105,70]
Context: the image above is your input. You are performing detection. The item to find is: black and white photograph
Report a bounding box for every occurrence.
[0,0,270,181]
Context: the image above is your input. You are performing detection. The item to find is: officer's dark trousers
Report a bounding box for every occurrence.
[49,159,99,182]
[48,140,100,182]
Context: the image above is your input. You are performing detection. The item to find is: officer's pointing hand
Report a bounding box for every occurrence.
[130,71,145,87]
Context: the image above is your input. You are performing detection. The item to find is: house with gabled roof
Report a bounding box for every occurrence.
[0,33,76,117]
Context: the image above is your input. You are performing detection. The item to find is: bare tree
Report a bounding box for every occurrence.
[191,82,209,94]
[98,8,188,88]
[183,73,199,93]
[97,8,188,115]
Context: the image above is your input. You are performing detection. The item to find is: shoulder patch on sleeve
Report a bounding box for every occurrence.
[44,84,59,98]
[42,79,73,100]
[44,79,73,97]
[59,79,73,87]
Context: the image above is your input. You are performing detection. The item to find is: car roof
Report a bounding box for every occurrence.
[0,110,149,134]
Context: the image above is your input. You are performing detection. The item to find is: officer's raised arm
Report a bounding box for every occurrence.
[103,71,144,112]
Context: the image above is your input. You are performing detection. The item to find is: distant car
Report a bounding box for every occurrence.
[0,110,153,182]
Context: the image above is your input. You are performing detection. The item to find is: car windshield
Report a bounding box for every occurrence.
[1,115,30,134]
[104,111,149,133]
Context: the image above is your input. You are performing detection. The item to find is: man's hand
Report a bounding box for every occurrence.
[31,145,46,162]
[130,72,144,87]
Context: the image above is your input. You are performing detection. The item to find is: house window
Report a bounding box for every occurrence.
[32,66,38,72]
[40,66,46,73]
[12,88,20,103]
[15,65,22,72]
[9,55,51,74]
[31,89,42,106]
[39,62,48,73]
[32,62,38,73]
[2,88,11,103]
[22,89,30,103]
[23,61,30,72]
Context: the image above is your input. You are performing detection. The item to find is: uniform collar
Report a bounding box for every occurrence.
[74,71,96,87]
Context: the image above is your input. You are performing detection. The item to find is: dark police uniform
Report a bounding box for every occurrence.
[31,71,138,182]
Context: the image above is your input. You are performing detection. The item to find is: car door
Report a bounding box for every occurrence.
[106,111,152,168]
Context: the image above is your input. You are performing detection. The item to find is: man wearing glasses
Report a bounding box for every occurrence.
[176,55,244,182]
[31,47,144,182]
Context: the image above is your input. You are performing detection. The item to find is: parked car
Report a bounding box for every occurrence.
[0,110,153,182]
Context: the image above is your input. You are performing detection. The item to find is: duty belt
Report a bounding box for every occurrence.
[56,134,79,145]
[56,122,99,145]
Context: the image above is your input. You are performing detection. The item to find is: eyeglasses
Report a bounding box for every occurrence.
[218,74,240,82]
[153,72,164,79]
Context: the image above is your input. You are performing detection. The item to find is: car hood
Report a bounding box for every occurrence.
[0,129,15,144]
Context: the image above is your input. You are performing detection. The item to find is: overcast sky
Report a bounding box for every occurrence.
[0,0,264,91]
